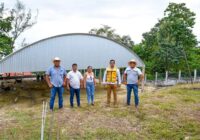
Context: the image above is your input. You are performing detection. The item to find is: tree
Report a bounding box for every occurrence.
[10,0,38,47]
[0,3,13,59]
[133,2,198,75]
[89,25,134,47]
[0,0,38,58]
[157,3,197,71]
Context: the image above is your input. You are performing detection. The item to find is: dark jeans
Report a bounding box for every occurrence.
[70,87,80,107]
[127,84,139,106]
[50,86,64,110]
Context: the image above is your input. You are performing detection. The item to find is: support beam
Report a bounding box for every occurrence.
[94,69,97,78]
[99,68,102,84]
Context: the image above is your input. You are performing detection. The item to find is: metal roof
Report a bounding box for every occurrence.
[0,33,145,73]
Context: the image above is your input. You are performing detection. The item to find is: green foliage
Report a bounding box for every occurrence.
[89,25,134,48]
[0,3,13,58]
[0,0,37,59]
[133,2,199,75]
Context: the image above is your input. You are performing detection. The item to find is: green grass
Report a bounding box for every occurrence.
[0,83,200,139]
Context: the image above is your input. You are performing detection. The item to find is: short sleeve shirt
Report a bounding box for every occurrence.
[124,67,142,84]
[67,70,83,89]
[45,66,66,87]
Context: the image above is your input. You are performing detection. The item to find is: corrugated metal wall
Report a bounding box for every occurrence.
[0,33,145,73]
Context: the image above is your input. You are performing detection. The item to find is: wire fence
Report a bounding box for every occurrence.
[145,69,200,86]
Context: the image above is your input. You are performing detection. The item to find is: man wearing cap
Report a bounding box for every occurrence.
[123,59,143,110]
[103,59,121,106]
[46,57,67,111]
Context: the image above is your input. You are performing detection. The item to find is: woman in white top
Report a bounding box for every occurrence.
[84,66,96,105]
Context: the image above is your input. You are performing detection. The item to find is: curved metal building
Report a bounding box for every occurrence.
[0,33,145,73]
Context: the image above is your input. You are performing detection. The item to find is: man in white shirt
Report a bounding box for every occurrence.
[67,63,83,107]
[103,59,121,106]
[123,59,143,111]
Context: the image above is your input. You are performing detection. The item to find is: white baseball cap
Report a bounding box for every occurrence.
[53,57,61,61]
[129,59,136,63]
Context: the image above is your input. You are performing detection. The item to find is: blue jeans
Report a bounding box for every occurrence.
[70,87,80,107]
[86,82,95,104]
[127,84,139,106]
[50,86,64,110]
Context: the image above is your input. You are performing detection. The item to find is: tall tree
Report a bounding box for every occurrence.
[0,0,38,58]
[89,25,134,47]
[10,0,38,47]
[133,3,198,74]
[157,3,197,71]
[0,3,13,59]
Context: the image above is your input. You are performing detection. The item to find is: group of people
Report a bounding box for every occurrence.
[45,57,143,111]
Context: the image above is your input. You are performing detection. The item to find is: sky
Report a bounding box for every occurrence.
[3,0,200,48]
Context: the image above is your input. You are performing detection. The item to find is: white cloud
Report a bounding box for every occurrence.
[2,0,200,47]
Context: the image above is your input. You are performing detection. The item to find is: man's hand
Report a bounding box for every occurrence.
[137,81,140,86]
[48,83,53,88]
[67,86,70,90]
[63,82,66,87]
[80,84,84,89]
[122,81,127,85]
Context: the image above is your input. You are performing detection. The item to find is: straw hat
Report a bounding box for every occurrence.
[53,57,61,61]
[129,59,136,63]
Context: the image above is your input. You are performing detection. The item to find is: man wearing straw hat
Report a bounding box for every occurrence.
[123,59,143,111]
[45,57,67,111]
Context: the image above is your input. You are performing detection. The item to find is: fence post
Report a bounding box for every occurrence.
[99,68,101,83]
[178,70,181,82]
[155,72,158,85]
[165,71,168,82]
[144,74,147,84]
[94,69,97,78]
[141,67,145,92]
[194,69,197,82]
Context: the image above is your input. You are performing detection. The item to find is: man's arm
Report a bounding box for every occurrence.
[66,73,70,90]
[80,79,84,88]
[123,73,127,84]
[63,75,67,87]
[63,70,67,87]
[138,74,143,85]
[102,70,107,84]
[67,78,70,90]
[46,75,52,88]
[117,69,121,85]
[79,72,84,88]
[137,69,143,85]
[123,68,128,85]
[45,68,52,88]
